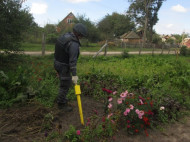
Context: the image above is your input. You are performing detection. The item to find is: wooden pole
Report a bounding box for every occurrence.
[152,44,155,55]
[42,33,46,56]
[93,40,108,58]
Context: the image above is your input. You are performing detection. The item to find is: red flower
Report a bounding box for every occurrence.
[135,129,139,133]
[102,88,113,94]
[93,109,98,115]
[147,110,154,115]
[102,116,106,122]
[144,129,149,137]
[139,96,145,102]
[150,101,153,107]
[143,117,150,126]
[38,78,42,81]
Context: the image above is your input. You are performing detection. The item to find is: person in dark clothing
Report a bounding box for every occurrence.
[54,23,87,111]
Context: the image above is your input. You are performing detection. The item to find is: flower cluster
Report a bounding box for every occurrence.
[115,90,155,135]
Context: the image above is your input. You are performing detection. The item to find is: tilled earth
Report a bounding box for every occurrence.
[0,96,190,142]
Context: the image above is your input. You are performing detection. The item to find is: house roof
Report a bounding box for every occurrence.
[120,31,140,39]
[183,38,190,48]
[62,12,75,21]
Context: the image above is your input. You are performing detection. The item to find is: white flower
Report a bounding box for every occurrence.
[160,106,165,110]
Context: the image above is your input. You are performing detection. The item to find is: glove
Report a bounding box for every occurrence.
[72,76,78,84]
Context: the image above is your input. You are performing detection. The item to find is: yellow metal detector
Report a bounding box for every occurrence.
[75,85,84,125]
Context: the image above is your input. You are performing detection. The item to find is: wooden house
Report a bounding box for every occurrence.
[182,38,190,48]
[120,31,142,44]
[56,12,76,33]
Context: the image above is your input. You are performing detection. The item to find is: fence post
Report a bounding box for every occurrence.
[93,40,108,58]
[42,33,46,56]
[139,42,142,55]
[168,45,170,54]
[104,43,107,56]
[152,44,155,55]
[161,44,164,55]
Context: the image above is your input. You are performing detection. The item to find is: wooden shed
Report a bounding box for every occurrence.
[120,31,142,44]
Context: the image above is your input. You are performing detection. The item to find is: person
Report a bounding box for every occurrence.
[54,23,87,112]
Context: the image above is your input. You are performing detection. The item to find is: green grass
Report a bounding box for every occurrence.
[1,54,189,108]
[20,42,177,52]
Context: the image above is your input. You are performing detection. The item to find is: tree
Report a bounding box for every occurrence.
[75,14,101,43]
[44,24,57,44]
[97,12,135,39]
[0,0,36,52]
[127,0,166,44]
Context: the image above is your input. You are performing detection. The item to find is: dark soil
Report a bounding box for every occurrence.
[0,96,105,142]
[0,96,190,142]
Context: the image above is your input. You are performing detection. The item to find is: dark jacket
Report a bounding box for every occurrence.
[54,32,80,76]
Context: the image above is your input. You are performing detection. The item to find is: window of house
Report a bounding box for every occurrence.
[67,18,73,24]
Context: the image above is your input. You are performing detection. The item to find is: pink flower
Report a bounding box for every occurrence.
[120,92,127,98]
[113,91,117,95]
[107,113,113,119]
[108,103,112,109]
[135,109,139,114]
[76,130,80,135]
[111,120,115,124]
[108,97,113,102]
[117,98,123,104]
[129,104,134,110]
[139,99,144,105]
[124,108,130,116]
[128,93,134,97]
[137,110,145,119]
[124,90,128,94]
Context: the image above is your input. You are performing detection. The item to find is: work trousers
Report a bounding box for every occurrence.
[54,60,72,104]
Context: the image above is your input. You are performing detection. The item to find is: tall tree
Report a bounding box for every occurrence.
[0,0,36,52]
[97,12,135,39]
[75,14,101,42]
[127,0,166,44]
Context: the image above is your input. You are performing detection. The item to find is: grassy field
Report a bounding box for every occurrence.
[20,42,177,52]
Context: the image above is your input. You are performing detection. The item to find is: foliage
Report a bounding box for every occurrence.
[152,33,162,44]
[97,12,135,39]
[75,14,102,43]
[180,45,190,56]
[0,66,31,108]
[44,24,58,44]
[127,0,167,41]
[122,49,130,58]
[0,0,36,52]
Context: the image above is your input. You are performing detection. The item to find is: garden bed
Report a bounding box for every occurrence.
[0,54,190,141]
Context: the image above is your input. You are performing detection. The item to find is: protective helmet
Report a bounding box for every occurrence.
[73,23,87,37]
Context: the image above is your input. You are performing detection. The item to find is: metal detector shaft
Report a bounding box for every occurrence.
[75,85,84,125]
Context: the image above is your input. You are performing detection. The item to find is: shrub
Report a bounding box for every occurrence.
[122,49,129,58]
[180,45,190,56]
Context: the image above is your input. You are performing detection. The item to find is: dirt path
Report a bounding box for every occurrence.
[0,51,176,56]
[0,96,189,142]
[114,116,190,142]
[23,51,176,56]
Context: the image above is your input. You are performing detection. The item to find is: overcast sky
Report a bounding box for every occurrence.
[22,0,190,35]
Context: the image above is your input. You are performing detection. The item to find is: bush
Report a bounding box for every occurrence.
[180,46,190,56]
[122,50,129,58]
